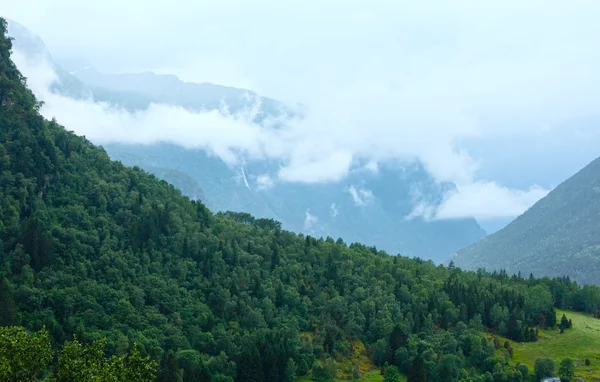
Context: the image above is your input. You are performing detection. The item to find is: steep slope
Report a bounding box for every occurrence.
[107,143,486,262]
[5,17,600,382]
[454,156,600,285]
[7,19,486,263]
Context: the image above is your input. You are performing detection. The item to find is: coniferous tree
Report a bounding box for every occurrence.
[559,314,570,330]
[389,325,407,364]
[157,350,183,382]
[0,278,17,326]
[283,358,297,382]
[237,343,263,382]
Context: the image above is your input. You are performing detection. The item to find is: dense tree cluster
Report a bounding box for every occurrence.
[2,17,600,381]
[0,326,156,381]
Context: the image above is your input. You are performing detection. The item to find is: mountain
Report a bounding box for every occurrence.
[63,63,294,120]
[453,156,600,285]
[7,19,486,263]
[6,16,600,382]
[106,143,487,262]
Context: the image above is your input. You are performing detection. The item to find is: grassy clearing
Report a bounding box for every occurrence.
[496,309,600,380]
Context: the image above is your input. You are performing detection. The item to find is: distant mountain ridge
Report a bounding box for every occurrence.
[7,19,487,262]
[454,156,600,285]
[7,19,294,119]
[64,65,292,118]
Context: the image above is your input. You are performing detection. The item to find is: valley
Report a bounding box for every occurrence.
[2,4,600,382]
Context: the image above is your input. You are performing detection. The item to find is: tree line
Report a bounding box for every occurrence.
[3,17,600,381]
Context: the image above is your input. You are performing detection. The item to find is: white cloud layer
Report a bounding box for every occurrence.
[330,203,338,221]
[6,0,600,221]
[347,186,375,207]
[410,183,550,221]
[256,174,275,191]
[304,209,318,230]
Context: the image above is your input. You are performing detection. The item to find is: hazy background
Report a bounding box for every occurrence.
[4,0,600,232]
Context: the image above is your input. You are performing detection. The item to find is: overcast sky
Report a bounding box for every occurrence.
[4,0,600,228]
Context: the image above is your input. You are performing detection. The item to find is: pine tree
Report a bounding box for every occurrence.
[389,325,407,364]
[238,343,264,382]
[183,363,211,382]
[559,314,570,330]
[0,278,17,326]
[271,247,280,271]
[157,350,183,382]
[283,358,297,382]
[409,355,436,382]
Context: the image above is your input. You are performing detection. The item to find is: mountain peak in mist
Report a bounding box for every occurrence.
[6,19,52,61]
[454,155,600,285]
[8,18,487,263]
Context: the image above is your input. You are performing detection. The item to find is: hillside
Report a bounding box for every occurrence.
[7,16,600,382]
[497,309,600,381]
[453,156,600,285]
[106,143,487,263]
[8,19,487,264]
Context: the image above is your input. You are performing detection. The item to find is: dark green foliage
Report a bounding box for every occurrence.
[408,353,438,382]
[535,358,556,380]
[372,339,389,367]
[389,324,407,363]
[436,354,461,382]
[3,17,600,382]
[311,361,331,382]
[157,350,183,382]
[559,314,572,331]
[516,363,528,379]
[0,278,17,326]
[558,358,574,382]
[238,342,263,382]
[283,358,297,382]
[384,365,402,382]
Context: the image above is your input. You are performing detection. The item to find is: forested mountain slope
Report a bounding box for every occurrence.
[453,156,600,285]
[106,143,487,263]
[8,19,486,264]
[4,17,600,382]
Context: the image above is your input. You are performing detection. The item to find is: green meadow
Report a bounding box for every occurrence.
[497,309,600,380]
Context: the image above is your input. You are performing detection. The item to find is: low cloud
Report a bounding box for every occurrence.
[11,50,554,221]
[8,0,600,222]
[256,174,275,190]
[330,203,338,220]
[347,186,375,206]
[409,182,549,221]
[304,209,318,230]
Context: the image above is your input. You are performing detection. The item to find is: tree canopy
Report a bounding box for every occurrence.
[2,17,600,381]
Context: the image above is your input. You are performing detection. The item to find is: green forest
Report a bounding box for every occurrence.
[2,17,600,381]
